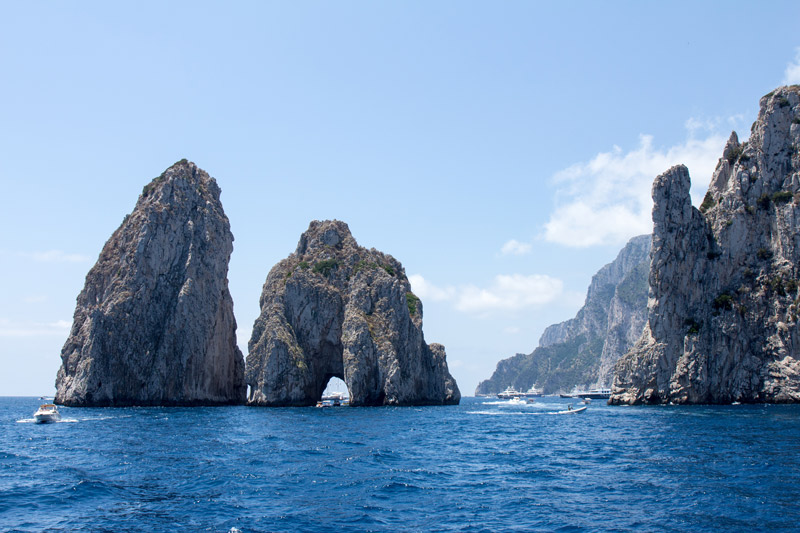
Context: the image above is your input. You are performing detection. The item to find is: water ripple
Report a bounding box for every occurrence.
[2,397,800,531]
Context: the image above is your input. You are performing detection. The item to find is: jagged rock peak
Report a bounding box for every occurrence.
[55,159,246,406]
[295,219,358,255]
[247,219,460,407]
[611,86,800,405]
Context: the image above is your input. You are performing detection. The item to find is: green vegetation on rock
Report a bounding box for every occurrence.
[700,191,716,212]
[772,191,793,204]
[406,292,420,316]
[312,259,339,276]
[712,292,734,311]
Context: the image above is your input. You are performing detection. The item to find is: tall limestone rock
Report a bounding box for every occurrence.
[475,234,651,395]
[246,220,460,406]
[611,86,800,405]
[55,160,246,406]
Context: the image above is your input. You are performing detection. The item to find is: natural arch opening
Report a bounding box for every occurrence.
[319,375,350,405]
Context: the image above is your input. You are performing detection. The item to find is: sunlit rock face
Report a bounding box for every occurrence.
[612,86,800,405]
[55,160,246,406]
[246,220,460,407]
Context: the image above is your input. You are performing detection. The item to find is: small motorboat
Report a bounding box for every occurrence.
[555,405,587,415]
[582,397,592,404]
[321,391,349,407]
[507,396,526,405]
[33,404,61,424]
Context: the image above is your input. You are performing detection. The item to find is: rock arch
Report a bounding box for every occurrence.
[246,220,460,407]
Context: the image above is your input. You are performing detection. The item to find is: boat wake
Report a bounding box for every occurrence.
[16,418,79,424]
[469,407,588,416]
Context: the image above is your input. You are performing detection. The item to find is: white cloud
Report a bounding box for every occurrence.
[409,274,456,302]
[410,273,563,315]
[0,318,71,337]
[455,274,563,313]
[685,116,720,134]
[6,250,92,263]
[544,129,728,247]
[500,239,532,256]
[784,47,800,85]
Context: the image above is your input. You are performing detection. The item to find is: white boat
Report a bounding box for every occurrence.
[33,404,61,424]
[497,386,522,399]
[563,388,611,399]
[582,398,592,404]
[507,396,526,405]
[555,406,587,415]
[583,388,611,399]
[321,391,349,407]
[521,385,543,397]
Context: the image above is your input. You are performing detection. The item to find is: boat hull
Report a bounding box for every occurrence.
[33,404,61,423]
[34,413,60,423]
[555,406,588,415]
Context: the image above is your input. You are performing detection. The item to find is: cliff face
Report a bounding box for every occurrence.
[475,234,651,395]
[612,86,800,405]
[246,220,460,406]
[55,160,246,406]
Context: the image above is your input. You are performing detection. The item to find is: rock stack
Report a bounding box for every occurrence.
[611,86,800,404]
[246,220,460,406]
[55,160,246,406]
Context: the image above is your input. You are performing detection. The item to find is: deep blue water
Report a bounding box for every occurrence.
[2,396,800,532]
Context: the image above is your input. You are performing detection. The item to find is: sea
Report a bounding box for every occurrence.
[2,396,799,532]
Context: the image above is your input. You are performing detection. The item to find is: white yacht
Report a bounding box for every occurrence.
[521,385,543,397]
[563,388,611,400]
[580,388,611,399]
[33,404,61,424]
[497,386,522,399]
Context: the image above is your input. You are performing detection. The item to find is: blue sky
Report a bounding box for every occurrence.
[2,1,800,396]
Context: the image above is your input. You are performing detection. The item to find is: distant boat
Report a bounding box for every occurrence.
[521,385,543,397]
[33,404,61,424]
[507,397,526,405]
[498,385,542,399]
[320,391,349,407]
[562,388,611,400]
[581,388,611,399]
[555,406,587,415]
[582,398,592,404]
[497,386,521,399]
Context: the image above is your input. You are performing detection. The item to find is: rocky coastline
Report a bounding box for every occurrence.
[53,86,800,408]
